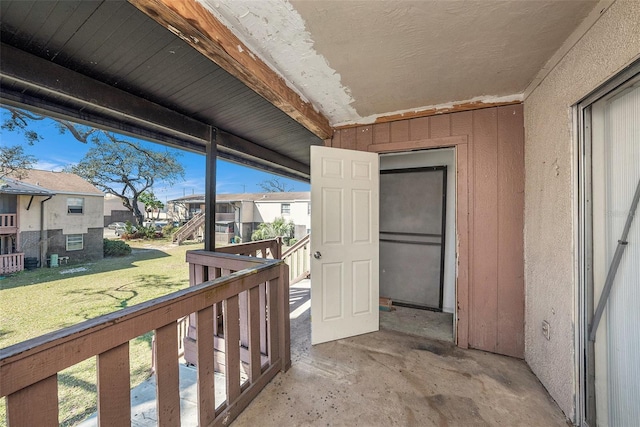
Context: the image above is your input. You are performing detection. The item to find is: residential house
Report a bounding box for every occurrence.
[0,169,104,272]
[168,192,310,243]
[1,1,638,426]
[103,194,145,226]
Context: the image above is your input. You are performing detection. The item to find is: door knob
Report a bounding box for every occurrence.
[313,251,322,259]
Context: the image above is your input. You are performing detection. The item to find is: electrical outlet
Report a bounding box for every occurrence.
[542,320,550,340]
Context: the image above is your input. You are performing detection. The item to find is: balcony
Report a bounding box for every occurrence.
[0,240,291,426]
[0,213,17,234]
[0,238,566,425]
[215,212,235,222]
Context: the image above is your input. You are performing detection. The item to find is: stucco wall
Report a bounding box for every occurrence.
[523,0,640,421]
[254,200,311,228]
[18,194,104,233]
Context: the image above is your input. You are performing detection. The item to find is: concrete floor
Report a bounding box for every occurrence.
[81,279,567,426]
[233,280,568,426]
[380,305,454,343]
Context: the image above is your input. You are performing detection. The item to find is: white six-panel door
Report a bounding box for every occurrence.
[310,146,379,345]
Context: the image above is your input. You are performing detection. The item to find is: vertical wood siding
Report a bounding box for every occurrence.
[332,105,524,358]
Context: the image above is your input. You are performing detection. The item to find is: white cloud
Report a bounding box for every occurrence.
[34,160,66,171]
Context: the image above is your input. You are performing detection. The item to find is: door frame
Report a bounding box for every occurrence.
[575,60,640,426]
[379,165,448,311]
[368,135,470,348]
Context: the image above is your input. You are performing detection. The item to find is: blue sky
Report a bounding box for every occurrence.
[0,108,309,202]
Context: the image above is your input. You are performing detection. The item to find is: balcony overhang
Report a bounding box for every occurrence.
[0,0,322,182]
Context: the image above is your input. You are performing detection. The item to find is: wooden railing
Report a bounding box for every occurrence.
[215,237,282,260]
[182,238,284,366]
[0,213,17,232]
[282,234,310,284]
[0,252,24,274]
[0,251,290,426]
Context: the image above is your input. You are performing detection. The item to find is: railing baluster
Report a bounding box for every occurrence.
[259,283,267,354]
[279,264,291,371]
[155,322,180,427]
[267,278,280,364]
[97,342,131,426]
[196,306,216,426]
[7,375,58,426]
[248,286,262,382]
[239,291,249,349]
[224,295,241,403]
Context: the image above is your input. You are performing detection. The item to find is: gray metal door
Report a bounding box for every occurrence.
[379,167,446,310]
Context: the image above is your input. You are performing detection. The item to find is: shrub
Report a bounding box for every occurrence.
[141,225,157,239]
[103,239,131,257]
[288,238,298,246]
[162,224,177,236]
[232,236,241,244]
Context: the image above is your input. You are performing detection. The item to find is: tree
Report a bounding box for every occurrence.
[69,137,183,225]
[139,191,165,220]
[2,107,184,226]
[251,217,295,243]
[257,176,293,193]
[0,145,35,180]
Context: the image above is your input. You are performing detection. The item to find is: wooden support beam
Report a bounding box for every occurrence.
[334,100,522,131]
[205,130,217,252]
[130,0,333,140]
[0,43,211,152]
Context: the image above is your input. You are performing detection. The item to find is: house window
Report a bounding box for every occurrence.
[67,197,84,214]
[66,234,83,251]
[281,203,291,214]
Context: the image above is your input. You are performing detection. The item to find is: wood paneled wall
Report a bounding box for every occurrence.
[330,105,524,358]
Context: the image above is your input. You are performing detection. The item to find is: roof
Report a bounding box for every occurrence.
[0,178,54,196]
[169,192,310,204]
[7,169,103,196]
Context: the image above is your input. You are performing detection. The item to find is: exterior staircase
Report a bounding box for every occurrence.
[172,212,205,245]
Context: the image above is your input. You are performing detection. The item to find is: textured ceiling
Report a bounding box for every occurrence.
[202,0,599,126]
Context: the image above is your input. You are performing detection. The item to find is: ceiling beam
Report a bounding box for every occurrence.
[0,43,310,180]
[129,0,333,140]
[217,131,310,181]
[0,43,210,152]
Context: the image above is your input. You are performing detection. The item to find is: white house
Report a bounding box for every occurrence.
[168,192,310,243]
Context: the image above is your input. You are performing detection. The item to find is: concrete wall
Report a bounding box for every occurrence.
[332,104,525,358]
[523,1,640,421]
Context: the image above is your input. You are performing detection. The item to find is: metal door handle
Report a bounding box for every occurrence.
[313,251,322,259]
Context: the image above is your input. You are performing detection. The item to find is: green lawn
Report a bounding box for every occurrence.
[0,239,203,426]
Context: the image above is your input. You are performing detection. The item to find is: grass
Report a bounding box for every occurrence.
[0,239,204,426]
